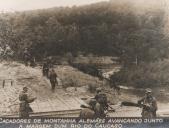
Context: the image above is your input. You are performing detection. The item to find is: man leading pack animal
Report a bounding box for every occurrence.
[138,88,157,118]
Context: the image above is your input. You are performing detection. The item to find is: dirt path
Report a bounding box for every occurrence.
[0,61,168,117]
[0,62,92,116]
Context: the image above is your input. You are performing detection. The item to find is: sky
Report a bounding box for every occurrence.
[0,0,167,12]
[0,0,109,12]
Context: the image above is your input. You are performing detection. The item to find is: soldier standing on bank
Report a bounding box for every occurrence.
[42,60,50,78]
[23,48,31,66]
[138,88,157,118]
[49,68,58,91]
[19,87,36,118]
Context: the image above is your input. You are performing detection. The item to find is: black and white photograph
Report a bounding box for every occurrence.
[0,0,168,127]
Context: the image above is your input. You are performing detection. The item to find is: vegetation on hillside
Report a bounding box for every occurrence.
[0,1,168,88]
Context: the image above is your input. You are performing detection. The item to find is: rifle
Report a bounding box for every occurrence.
[121,101,140,107]
[107,104,115,112]
[121,101,151,111]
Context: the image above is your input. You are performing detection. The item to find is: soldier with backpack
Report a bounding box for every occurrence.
[19,87,36,118]
[95,88,108,109]
[94,88,108,117]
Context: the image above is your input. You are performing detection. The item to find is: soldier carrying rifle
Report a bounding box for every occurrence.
[138,88,157,118]
[94,88,110,118]
[121,88,157,118]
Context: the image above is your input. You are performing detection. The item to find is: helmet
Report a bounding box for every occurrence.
[145,88,152,93]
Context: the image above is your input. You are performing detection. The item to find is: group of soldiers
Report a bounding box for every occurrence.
[19,85,158,118]
[42,57,58,91]
[19,49,59,117]
[23,48,58,91]
[80,88,158,118]
[18,67,58,118]
[20,49,158,118]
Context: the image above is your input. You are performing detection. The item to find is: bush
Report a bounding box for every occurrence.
[112,60,169,88]
[88,84,97,93]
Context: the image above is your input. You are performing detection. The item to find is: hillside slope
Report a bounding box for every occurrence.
[0,62,103,116]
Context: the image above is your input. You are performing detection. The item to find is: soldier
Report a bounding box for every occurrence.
[46,57,53,68]
[94,88,108,117]
[19,86,36,118]
[138,88,157,118]
[30,56,36,67]
[3,44,14,60]
[23,48,31,66]
[79,99,96,118]
[49,68,58,91]
[42,61,49,77]
[95,88,108,109]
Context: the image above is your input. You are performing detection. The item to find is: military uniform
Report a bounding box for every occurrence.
[49,69,58,91]
[138,89,157,118]
[42,62,49,77]
[94,89,108,118]
[95,92,108,111]
[46,57,53,68]
[94,102,106,118]
[95,88,102,101]
[23,49,31,66]
[30,57,36,67]
[19,89,36,118]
